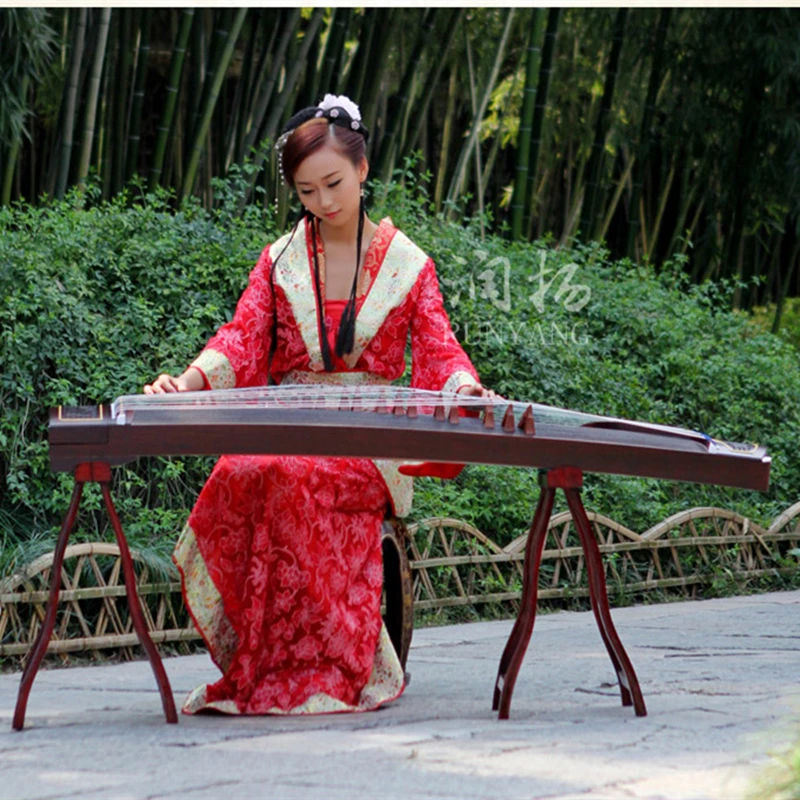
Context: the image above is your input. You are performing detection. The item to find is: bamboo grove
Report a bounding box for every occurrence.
[2,8,800,317]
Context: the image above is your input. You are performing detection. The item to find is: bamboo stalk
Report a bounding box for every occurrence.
[241,7,325,208]
[1,77,29,205]
[242,9,300,156]
[683,196,706,260]
[445,8,515,209]
[579,7,628,241]
[645,154,676,261]
[263,8,324,143]
[148,9,194,190]
[626,8,671,258]
[376,8,437,181]
[665,157,699,258]
[524,8,560,240]
[55,9,87,198]
[76,8,112,190]
[225,12,258,169]
[511,9,545,241]
[434,67,458,213]
[181,8,248,200]
[344,8,377,103]
[111,8,132,196]
[464,29,485,238]
[360,9,395,141]
[598,152,636,242]
[403,8,464,156]
[125,8,152,182]
[772,234,800,334]
[318,8,351,97]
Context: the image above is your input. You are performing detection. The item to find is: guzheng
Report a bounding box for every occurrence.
[48,385,771,490]
[14,385,771,731]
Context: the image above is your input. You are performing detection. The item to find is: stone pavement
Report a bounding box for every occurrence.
[1,590,798,800]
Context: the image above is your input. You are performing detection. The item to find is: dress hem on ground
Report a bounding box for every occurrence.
[181,624,406,716]
[174,518,406,716]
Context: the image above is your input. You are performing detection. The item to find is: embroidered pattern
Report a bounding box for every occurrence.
[444,370,480,395]
[344,226,429,369]
[281,370,412,516]
[173,523,238,671]
[273,224,325,371]
[183,624,403,715]
[190,349,236,391]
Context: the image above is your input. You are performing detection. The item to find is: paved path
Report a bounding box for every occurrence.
[1,591,799,800]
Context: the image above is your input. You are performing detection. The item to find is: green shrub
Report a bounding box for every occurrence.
[0,181,277,573]
[2,170,799,577]
[751,297,800,352]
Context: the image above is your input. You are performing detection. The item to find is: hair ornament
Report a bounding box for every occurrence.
[317,94,362,121]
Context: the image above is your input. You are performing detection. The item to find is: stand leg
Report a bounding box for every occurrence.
[493,484,555,719]
[13,481,85,731]
[565,487,647,717]
[101,483,178,724]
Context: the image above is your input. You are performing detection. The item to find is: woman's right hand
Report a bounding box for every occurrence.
[144,374,185,394]
[144,368,204,394]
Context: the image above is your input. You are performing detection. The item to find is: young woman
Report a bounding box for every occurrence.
[145,94,494,715]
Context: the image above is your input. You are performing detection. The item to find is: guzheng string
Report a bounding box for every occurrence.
[110,386,712,445]
[112,386,545,416]
[113,386,608,431]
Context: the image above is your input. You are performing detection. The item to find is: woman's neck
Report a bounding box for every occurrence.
[318,213,378,248]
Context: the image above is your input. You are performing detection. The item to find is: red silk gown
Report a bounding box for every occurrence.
[174,216,480,714]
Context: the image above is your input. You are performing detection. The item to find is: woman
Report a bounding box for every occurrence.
[145,94,494,715]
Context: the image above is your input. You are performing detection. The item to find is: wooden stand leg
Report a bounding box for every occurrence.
[493,467,646,719]
[12,463,178,730]
[565,488,647,716]
[13,481,84,731]
[101,483,177,724]
[493,480,555,718]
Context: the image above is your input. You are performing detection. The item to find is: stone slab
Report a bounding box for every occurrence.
[1,590,798,799]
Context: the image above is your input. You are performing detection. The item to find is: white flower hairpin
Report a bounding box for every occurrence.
[317,94,362,122]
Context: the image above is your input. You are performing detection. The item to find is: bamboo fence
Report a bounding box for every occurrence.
[2,504,798,667]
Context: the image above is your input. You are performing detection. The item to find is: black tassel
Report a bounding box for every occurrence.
[335,194,365,358]
[310,216,335,372]
[335,295,357,356]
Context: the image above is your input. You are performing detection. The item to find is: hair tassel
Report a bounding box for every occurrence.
[334,193,365,359]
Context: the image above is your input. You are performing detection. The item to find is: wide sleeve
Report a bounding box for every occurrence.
[410,259,480,393]
[189,246,274,390]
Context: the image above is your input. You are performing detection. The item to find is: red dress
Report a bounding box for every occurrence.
[174,217,480,714]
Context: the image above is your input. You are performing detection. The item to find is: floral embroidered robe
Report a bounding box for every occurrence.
[174,216,480,715]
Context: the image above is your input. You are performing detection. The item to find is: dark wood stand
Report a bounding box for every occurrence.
[13,463,645,729]
[12,462,178,730]
[493,467,647,718]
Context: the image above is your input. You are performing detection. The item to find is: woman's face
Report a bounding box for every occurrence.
[293,143,368,230]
